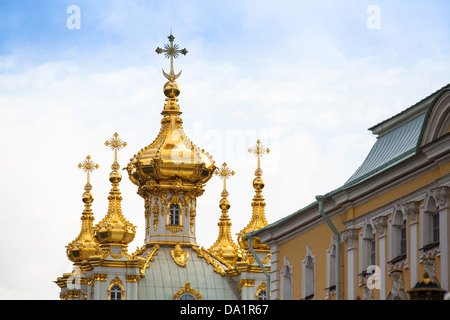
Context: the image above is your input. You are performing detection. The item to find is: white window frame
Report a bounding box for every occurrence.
[302,245,315,300]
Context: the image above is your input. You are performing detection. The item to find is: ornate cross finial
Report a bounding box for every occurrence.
[105,132,127,171]
[155,33,188,81]
[78,155,99,191]
[248,139,270,177]
[215,162,235,198]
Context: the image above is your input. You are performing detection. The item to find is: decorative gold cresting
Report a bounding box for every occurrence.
[173,282,202,300]
[66,156,100,263]
[237,140,270,251]
[94,133,136,247]
[208,163,242,266]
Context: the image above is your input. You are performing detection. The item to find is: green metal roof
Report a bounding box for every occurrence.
[138,246,239,300]
[344,112,426,187]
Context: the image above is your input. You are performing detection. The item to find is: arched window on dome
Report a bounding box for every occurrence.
[256,290,267,300]
[255,282,268,300]
[173,282,202,300]
[177,293,197,300]
[169,204,181,225]
[108,276,125,300]
[110,285,123,300]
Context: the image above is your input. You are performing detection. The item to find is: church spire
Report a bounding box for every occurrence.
[94,133,136,247]
[237,140,270,251]
[66,155,100,263]
[126,34,215,245]
[208,163,242,266]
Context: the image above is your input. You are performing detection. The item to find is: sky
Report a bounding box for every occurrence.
[0,0,449,299]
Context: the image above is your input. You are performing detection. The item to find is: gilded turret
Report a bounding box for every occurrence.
[208,163,243,266]
[126,34,215,244]
[94,133,136,246]
[238,140,270,251]
[66,156,100,263]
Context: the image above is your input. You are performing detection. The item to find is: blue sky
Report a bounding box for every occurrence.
[0,0,449,299]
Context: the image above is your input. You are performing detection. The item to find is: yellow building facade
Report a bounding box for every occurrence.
[254,84,450,300]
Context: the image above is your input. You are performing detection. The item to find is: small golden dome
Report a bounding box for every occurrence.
[66,202,99,263]
[219,198,230,211]
[164,80,180,98]
[67,156,100,263]
[109,170,121,184]
[94,133,136,247]
[252,177,265,190]
[82,191,93,204]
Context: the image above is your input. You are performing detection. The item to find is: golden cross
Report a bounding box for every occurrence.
[78,155,99,191]
[215,162,235,198]
[248,139,270,176]
[105,132,127,170]
[155,33,188,81]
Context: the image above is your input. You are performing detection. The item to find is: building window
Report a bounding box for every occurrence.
[326,237,336,296]
[177,293,197,300]
[255,282,268,300]
[421,196,440,249]
[110,285,122,300]
[400,219,407,255]
[370,237,376,266]
[173,282,202,300]
[281,256,293,300]
[389,210,407,262]
[107,276,125,300]
[432,212,440,244]
[169,204,180,225]
[302,245,315,300]
[361,224,376,272]
[257,290,267,300]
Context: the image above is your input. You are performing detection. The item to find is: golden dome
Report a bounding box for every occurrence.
[66,156,100,263]
[208,163,243,266]
[237,140,270,252]
[163,80,180,98]
[127,80,215,194]
[94,133,136,246]
[93,175,136,246]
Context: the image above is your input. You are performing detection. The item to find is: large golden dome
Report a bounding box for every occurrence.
[127,34,216,192]
[127,77,215,194]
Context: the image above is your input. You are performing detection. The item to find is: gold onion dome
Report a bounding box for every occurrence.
[408,273,447,300]
[208,163,243,265]
[127,34,215,193]
[94,133,136,246]
[66,156,100,263]
[237,140,270,251]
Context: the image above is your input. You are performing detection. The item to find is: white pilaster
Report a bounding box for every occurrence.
[341,228,358,300]
[373,216,388,300]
